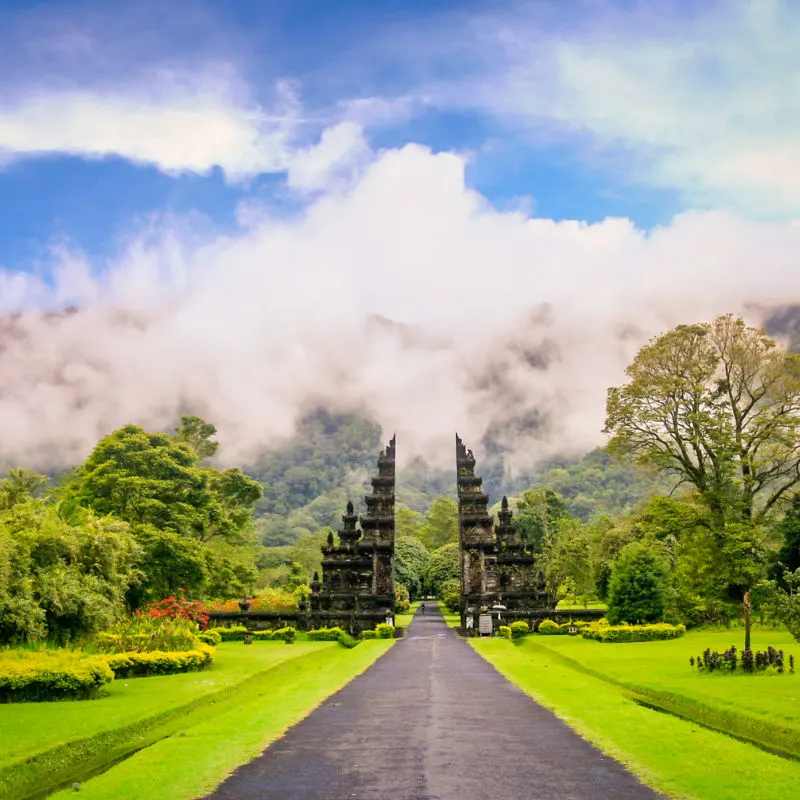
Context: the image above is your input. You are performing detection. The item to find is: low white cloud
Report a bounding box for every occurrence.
[1,144,800,470]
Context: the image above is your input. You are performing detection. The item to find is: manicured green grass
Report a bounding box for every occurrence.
[48,640,392,800]
[1,640,392,800]
[473,630,800,800]
[1,642,323,771]
[555,599,607,610]
[533,627,799,744]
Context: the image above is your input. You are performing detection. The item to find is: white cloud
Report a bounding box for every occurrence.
[287,121,370,193]
[1,144,800,470]
[419,0,800,216]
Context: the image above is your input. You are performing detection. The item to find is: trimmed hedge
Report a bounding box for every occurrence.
[361,630,376,640]
[308,627,346,642]
[537,619,566,635]
[375,623,395,639]
[208,625,249,642]
[271,627,296,643]
[105,644,215,678]
[197,629,222,646]
[0,650,114,703]
[509,621,529,639]
[582,623,686,643]
[499,625,511,640]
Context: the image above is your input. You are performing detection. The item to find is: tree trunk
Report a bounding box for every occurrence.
[743,590,752,651]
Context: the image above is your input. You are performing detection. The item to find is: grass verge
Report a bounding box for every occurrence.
[1,641,391,800]
[472,635,800,800]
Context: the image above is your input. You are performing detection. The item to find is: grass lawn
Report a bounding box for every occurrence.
[473,628,800,800]
[394,600,421,629]
[1,640,392,800]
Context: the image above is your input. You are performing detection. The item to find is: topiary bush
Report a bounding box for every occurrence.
[582,622,686,643]
[252,630,274,641]
[361,629,376,639]
[0,650,114,702]
[375,623,395,639]
[196,629,222,646]
[537,619,567,635]
[498,625,511,639]
[96,616,201,653]
[271,626,296,644]
[308,627,347,642]
[208,625,249,642]
[105,643,214,678]
[509,621,530,639]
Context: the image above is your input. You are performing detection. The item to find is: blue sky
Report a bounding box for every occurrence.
[2,0,791,274]
[2,0,800,466]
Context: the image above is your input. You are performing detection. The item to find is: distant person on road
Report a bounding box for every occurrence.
[420,603,426,615]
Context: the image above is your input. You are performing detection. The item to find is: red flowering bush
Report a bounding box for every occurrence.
[144,588,209,630]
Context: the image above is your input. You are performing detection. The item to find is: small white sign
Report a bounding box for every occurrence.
[478,615,493,635]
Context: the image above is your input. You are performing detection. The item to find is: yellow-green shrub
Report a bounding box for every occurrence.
[536,619,566,635]
[509,621,529,639]
[582,622,686,643]
[498,625,511,639]
[104,643,214,678]
[0,649,114,702]
[208,625,249,642]
[95,617,201,653]
[361,630,376,640]
[375,623,394,639]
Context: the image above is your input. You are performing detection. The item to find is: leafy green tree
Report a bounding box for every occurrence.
[395,536,431,599]
[418,497,459,550]
[605,315,800,527]
[0,500,141,644]
[396,506,423,539]
[607,542,670,624]
[63,423,261,545]
[514,488,570,550]
[284,561,308,592]
[424,542,460,596]
[0,468,47,509]
[126,525,207,608]
[777,494,800,575]
[539,517,593,606]
[172,415,219,460]
[440,578,461,613]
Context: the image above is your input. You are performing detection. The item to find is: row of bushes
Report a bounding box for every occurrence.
[105,643,215,678]
[207,626,297,643]
[581,623,686,643]
[537,619,593,636]
[0,650,114,702]
[499,621,531,640]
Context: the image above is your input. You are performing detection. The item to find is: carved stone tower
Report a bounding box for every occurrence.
[456,433,497,625]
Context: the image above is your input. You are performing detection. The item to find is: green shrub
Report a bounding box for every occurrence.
[96,616,201,653]
[607,542,670,625]
[361,630,376,640]
[271,626,296,644]
[197,629,222,646]
[498,625,511,639]
[0,649,114,702]
[509,621,530,639]
[440,578,462,614]
[308,627,346,642]
[252,630,274,640]
[375,623,395,639]
[582,622,686,643]
[395,585,411,613]
[537,619,567,635]
[208,625,249,642]
[105,643,214,678]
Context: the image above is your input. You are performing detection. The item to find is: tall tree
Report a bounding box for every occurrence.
[605,316,800,526]
[418,497,459,550]
[172,415,220,461]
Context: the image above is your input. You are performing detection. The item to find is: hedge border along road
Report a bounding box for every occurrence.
[472,635,800,800]
[1,640,392,800]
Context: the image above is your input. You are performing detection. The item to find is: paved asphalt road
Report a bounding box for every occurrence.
[205,605,661,800]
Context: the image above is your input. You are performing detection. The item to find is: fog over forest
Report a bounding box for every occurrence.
[3,147,800,472]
